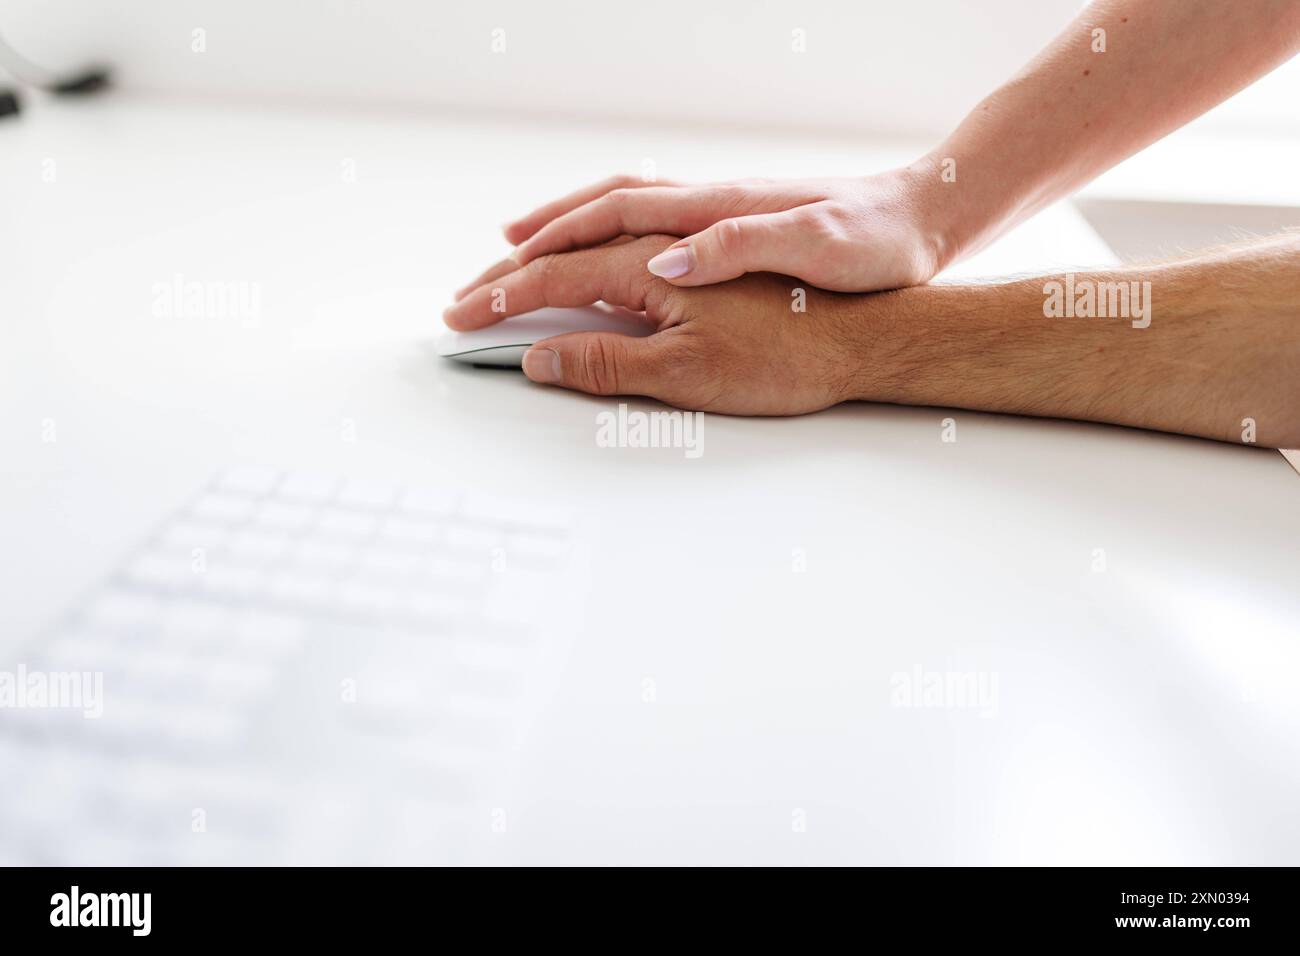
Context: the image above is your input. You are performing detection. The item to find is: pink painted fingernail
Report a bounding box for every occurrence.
[647,246,694,279]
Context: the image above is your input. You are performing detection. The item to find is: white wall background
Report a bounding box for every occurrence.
[3,0,1298,140]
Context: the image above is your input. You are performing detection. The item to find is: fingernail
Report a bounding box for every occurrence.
[647,246,694,279]
[522,348,562,383]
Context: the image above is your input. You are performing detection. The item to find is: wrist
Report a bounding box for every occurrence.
[903,142,1026,273]
[894,154,965,276]
[838,281,1015,408]
[833,283,942,406]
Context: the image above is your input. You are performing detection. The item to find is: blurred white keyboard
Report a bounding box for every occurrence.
[0,467,583,864]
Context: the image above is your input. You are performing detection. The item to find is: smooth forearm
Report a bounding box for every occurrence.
[846,236,1300,447]
[916,0,1300,266]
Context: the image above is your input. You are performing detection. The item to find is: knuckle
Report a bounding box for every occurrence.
[811,204,854,240]
[658,275,692,315]
[528,252,558,282]
[792,205,833,236]
[527,253,562,299]
[792,207,855,261]
[643,274,687,321]
[712,184,752,212]
[580,338,620,395]
[620,270,650,310]
[641,272,672,314]
[711,218,748,260]
[604,188,633,214]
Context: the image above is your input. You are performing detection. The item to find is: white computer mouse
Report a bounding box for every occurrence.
[437,305,654,367]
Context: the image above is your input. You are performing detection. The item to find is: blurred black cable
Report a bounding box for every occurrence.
[0,27,110,118]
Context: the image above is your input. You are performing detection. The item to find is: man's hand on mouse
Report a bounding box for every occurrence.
[452,166,952,300]
[443,230,1300,446]
[441,235,865,415]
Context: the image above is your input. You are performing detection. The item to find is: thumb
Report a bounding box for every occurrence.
[522,332,665,397]
[645,212,792,286]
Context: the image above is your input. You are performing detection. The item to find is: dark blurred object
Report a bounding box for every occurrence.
[50,65,112,95]
[0,28,110,118]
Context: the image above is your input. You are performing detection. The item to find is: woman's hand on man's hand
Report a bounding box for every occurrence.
[443,235,870,416]
[454,163,952,301]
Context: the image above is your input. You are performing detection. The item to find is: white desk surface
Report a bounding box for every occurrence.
[2,96,1298,865]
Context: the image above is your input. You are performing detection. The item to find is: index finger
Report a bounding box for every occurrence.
[503,175,680,245]
[442,235,678,331]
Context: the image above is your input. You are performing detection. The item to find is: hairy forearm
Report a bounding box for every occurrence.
[917,0,1300,266]
[847,235,1300,448]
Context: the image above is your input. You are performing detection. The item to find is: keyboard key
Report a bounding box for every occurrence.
[161,598,227,639]
[166,705,242,745]
[405,591,468,622]
[339,581,398,617]
[253,500,316,532]
[357,549,420,577]
[317,509,378,538]
[227,529,290,563]
[422,556,483,584]
[201,562,263,600]
[126,552,197,589]
[337,478,399,509]
[85,591,162,630]
[234,610,305,654]
[46,630,125,670]
[218,465,280,496]
[293,536,354,570]
[399,486,457,516]
[278,471,337,502]
[378,516,441,546]
[191,493,257,524]
[159,520,228,551]
[267,571,332,607]
[206,658,276,696]
[128,648,210,685]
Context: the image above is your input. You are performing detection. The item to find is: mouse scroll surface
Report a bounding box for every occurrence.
[437,306,654,367]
